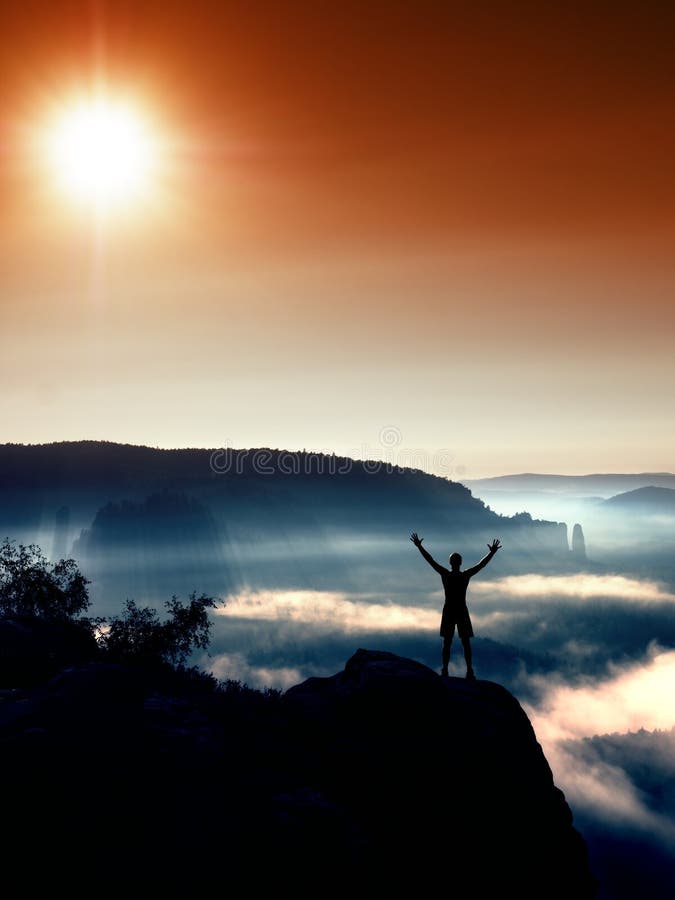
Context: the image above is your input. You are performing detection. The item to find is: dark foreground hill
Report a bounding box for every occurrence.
[0,643,596,896]
[0,442,587,606]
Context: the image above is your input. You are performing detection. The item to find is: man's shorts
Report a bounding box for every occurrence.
[440,602,474,639]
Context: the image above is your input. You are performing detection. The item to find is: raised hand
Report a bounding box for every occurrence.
[488,538,502,553]
[410,532,424,547]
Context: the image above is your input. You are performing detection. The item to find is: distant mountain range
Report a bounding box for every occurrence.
[601,486,675,513]
[464,473,675,498]
[462,475,675,565]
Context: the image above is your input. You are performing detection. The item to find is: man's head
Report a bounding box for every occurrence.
[449,552,462,570]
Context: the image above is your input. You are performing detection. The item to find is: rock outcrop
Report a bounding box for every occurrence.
[572,522,587,558]
[283,649,595,896]
[0,647,596,897]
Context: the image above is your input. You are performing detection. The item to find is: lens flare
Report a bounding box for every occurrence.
[46,97,155,208]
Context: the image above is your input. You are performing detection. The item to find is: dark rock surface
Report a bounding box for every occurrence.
[283,649,595,895]
[0,615,97,685]
[0,647,596,896]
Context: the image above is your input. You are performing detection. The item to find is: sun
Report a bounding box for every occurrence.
[46,96,155,209]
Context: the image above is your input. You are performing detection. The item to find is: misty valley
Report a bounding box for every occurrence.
[2,442,675,898]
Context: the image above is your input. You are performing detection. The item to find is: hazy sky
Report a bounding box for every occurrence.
[2,1,674,476]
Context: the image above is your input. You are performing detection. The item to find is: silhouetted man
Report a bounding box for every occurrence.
[410,532,502,679]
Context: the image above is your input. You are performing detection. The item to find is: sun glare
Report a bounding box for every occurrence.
[46,97,155,208]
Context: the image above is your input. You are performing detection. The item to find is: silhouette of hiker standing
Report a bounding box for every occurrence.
[410,532,502,680]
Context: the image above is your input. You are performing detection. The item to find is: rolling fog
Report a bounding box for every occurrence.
[2,471,675,898]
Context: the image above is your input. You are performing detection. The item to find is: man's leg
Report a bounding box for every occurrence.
[461,635,475,679]
[441,631,453,676]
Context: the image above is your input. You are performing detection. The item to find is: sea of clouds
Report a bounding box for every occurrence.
[201,571,675,898]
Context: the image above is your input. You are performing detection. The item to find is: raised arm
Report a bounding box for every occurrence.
[464,538,502,577]
[410,532,447,575]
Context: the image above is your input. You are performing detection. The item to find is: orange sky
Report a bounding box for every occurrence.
[1,1,674,475]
